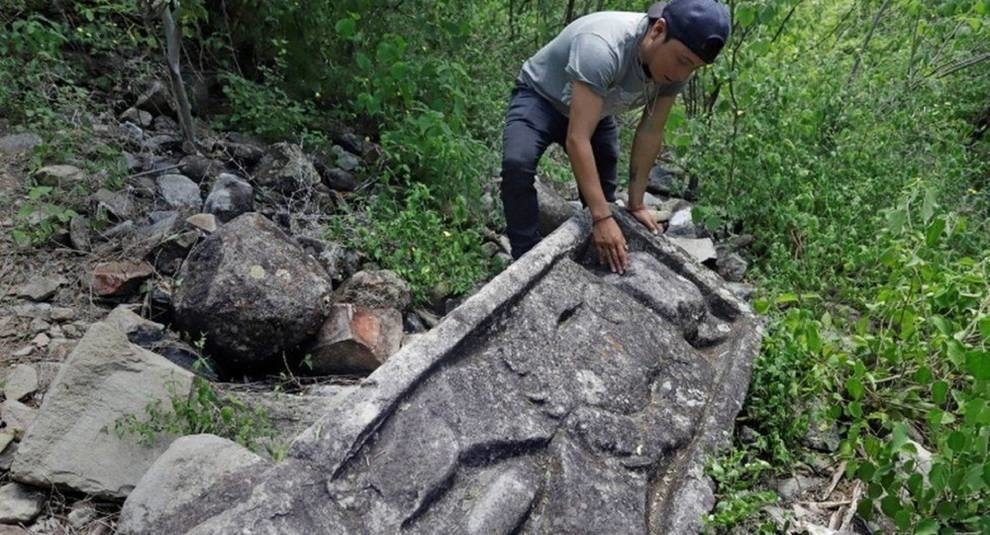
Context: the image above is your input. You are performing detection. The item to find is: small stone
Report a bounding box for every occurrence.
[308,304,404,374]
[62,324,82,338]
[668,237,716,263]
[99,219,135,240]
[68,502,98,528]
[46,338,76,360]
[105,305,165,346]
[12,276,66,302]
[32,164,84,187]
[121,108,153,127]
[716,251,748,282]
[185,213,218,233]
[29,317,51,333]
[12,303,50,320]
[776,475,826,501]
[322,168,358,192]
[666,208,696,238]
[90,188,134,220]
[0,432,13,454]
[331,144,361,171]
[32,333,50,347]
[0,483,46,524]
[178,154,223,183]
[481,241,500,258]
[4,364,39,401]
[69,215,92,251]
[47,324,64,339]
[12,345,33,357]
[0,133,42,155]
[91,260,154,297]
[204,173,254,223]
[50,307,75,321]
[0,399,36,437]
[121,151,143,172]
[157,174,203,210]
[652,209,673,223]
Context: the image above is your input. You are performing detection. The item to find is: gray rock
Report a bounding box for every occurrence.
[152,115,179,132]
[725,282,756,302]
[666,208,696,238]
[11,346,33,358]
[716,251,748,282]
[333,270,410,310]
[318,242,361,282]
[535,177,577,238]
[32,165,83,188]
[214,139,264,165]
[0,483,45,524]
[0,133,42,155]
[91,188,134,220]
[204,174,253,223]
[69,215,91,251]
[647,165,686,196]
[99,219,135,240]
[178,155,223,183]
[322,167,358,192]
[3,364,39,401]
[122,151,143,172]
[121,108,153,127]
[118,435,269,535]
[105,306,165,346]
[1,399,36,436]
[67,502,98,528]
[156,174,202,210]
[119,212,761,534]
[12,276,65,302]
[331,144,361,171]
[668,237,717,263]
[185,213,217,233]
[50,307,75,322]
[173,213,332,373]
[10,322,195,500]
[11,303,51,320]
[254,142,321,193]
[776,475,826,501]
[118,121,144,145]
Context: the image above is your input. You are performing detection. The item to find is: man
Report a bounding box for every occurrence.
[499,0,730,273]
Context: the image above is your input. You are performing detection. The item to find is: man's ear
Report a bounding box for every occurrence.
[650,18,667,39]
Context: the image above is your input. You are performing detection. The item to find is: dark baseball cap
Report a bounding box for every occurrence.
[647,0,730,64]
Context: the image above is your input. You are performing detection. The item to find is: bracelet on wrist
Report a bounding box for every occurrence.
[592,214,613,225]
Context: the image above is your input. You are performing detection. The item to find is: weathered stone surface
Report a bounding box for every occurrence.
[118,435,269,535]
[105,305,165,346]
[308,304,403,374]
[333,270,410,310]
[0,483,45,524]
[11,276,65,302]
[91,261,154,297]
[173,213,332,372]
[185,213,217,233]
[91,188,134,220]
[0,399,36,437]
[254,142,320,193]
[535,177,577,237]
[32,165,83,187]
[10,322,194,500]
[178,154,223,183]
[69,214,91,251]
[668,237,717,263]
[0,133,42,154]
[3,364,39,401]
[122,211,760,534]
[716,250,748,282]
[666,208,697,238]
[203,173,253,223]
[157,174,202,210]
[647,164,686,197]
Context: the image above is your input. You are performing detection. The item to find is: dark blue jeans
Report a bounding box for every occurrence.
[500,81,619,259]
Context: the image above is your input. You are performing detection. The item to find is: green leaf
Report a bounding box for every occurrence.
[920,187,937,223]
[846,378,865,401]
[979,317,990,342]
[946,431,967,452]
[915,518,939,535]
[334,18,357,39]
[931,381,949,405]
[925,216,946,246]
[965,350,990,380]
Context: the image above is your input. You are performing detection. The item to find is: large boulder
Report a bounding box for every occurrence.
[10,322,194,500]
[173,213,332,373]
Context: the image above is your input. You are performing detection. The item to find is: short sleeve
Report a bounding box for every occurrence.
[565,33,620,98]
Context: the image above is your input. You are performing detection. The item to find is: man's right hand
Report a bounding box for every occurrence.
[592,215,628,274]
[628,206,662,234]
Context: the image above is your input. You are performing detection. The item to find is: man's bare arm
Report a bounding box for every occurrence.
[627,96,675,232]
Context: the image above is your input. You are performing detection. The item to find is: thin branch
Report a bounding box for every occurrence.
[770,0,804,44]
[847,0,893,85]
[930,52,990,79]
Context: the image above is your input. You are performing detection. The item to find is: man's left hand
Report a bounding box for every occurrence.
[628,206,661,234]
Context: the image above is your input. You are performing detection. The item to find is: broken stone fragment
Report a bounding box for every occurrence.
[105,306,165,346]
[308,303,403,374]
[185,213,217,233]
[91,261,154,297]
[156,174,202,211]
[0,482,46,524]
[90,188,135,220]
[667,237,717,263]
[12,275,65,302]
[4,364,39,401]
[69,214,91,251]
[32,164,84,188]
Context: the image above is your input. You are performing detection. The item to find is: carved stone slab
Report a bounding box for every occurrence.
[124,210,763,534]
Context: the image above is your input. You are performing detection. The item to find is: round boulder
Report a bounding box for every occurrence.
[173,213,332,373]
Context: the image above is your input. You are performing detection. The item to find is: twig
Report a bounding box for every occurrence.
[799,499,852,509]
[839,481,862,531]
[847,0,893,84]
[821,460,846,500]
[126,164,181,180]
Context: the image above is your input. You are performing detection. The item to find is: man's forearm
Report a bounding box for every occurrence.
[627,119,664,210]
[566,136,611,219]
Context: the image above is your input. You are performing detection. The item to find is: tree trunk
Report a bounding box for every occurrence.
[162,3,197,154]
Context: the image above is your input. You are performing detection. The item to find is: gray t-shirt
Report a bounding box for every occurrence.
[518,11,685,118]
